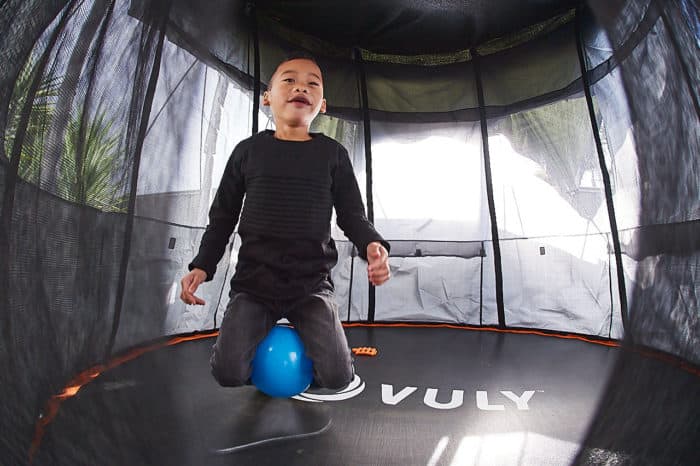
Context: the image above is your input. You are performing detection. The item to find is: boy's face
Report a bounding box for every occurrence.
[263,58,327,129]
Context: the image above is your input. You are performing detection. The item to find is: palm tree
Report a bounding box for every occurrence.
[4,56,60,183]
[59,108,127,212]
[6,50,127,212]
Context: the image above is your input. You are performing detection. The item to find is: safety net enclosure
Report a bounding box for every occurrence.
[0,0,698,465]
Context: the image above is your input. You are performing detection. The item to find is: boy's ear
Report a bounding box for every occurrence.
[262,91,270,106]
[320,98,327,114]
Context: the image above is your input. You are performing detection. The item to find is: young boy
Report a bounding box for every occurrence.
[180,54,391,390]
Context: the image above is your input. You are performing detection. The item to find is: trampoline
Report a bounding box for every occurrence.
[30,325,700,465]
[1,0,699,465]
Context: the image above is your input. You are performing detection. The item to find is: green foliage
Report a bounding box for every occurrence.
[311,114,359,151]
[59,109,127,212]
[4,56,60,183]
[5,55,127,212]
[497,97,596,189]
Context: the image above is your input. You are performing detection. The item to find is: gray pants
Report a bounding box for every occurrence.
[210,289,353,390]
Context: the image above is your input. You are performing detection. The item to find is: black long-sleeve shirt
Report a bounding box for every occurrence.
[189,130,390,300]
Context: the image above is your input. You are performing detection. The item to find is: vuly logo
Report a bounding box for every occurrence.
[294,375,541,411]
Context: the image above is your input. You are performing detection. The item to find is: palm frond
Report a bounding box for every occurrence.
[60,107,127,212]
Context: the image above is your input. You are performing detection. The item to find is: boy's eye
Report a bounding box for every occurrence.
[309,82,320,87]
[283,78,294,83]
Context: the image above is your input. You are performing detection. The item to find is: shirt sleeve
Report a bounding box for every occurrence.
[188,143,246,281]
[332,146,390,260]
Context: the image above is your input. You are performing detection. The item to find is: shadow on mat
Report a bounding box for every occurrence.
[208,389,332,455]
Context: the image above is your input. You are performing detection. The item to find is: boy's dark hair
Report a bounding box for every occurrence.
[267,51,322,90]
[281,50,320,68]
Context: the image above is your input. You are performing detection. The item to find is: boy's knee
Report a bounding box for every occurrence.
[210,352,250,387]
[316,362,354,390]
[322,374,353,390]
[211,364,252,387]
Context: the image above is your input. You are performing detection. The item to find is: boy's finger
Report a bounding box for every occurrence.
[370,265,390,280]
[188,278,201,293]
[371,270,390,285]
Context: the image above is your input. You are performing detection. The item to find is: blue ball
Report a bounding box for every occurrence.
[251,325,314,398]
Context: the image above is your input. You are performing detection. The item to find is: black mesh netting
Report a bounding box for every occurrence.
[575,0,699,464]
[1,0,697,464]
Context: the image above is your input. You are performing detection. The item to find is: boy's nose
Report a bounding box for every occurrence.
[294,85,308,93]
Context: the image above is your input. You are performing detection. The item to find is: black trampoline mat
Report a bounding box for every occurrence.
[35,326,700,465]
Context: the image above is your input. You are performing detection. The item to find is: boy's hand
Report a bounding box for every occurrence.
[367,242,390,286]
[180,268,207,305]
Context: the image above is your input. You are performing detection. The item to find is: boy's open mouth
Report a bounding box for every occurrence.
[289,95,311,105]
